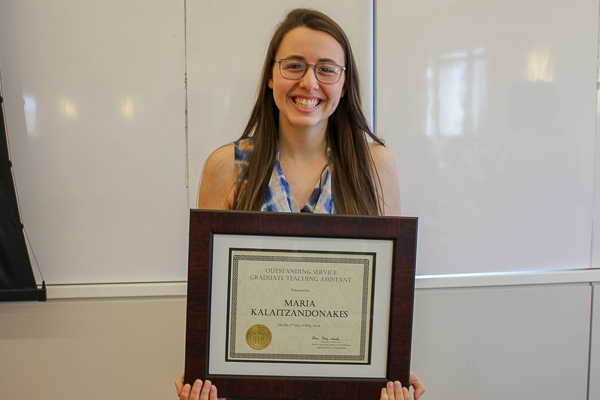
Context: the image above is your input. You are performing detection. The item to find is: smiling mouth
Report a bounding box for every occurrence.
[293,97,321,109]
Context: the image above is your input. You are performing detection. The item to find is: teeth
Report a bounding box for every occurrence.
[294,97,319,108]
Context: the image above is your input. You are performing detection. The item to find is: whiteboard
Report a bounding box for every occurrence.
[377,0,598,275]
[0,0,189,284]
[1,0,599,285]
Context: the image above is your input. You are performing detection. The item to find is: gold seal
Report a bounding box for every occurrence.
[245,324,272,350]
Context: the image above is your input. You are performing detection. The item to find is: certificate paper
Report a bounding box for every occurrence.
[227,249,375,364]
[208,233,394,379]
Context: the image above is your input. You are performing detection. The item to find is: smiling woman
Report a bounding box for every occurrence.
[184,8,420,400]
[198,8,401,217]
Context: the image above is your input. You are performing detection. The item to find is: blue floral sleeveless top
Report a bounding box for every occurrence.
[234,138,336,213]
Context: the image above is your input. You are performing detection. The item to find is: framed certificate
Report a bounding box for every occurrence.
[185,210,417,400]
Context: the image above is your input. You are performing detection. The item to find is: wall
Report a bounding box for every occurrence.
[1,276,598,400]
[0,296,187,399]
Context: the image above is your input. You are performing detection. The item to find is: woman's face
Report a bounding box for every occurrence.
[268,27,346,135]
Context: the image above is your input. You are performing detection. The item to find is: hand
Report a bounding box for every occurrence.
[380,381,410,400]
[175,371,219,400]
[409,372,425,400]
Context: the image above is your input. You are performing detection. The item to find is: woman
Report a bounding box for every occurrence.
[177,8,424,400]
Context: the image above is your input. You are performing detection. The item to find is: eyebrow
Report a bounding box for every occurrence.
[285,55,342,64]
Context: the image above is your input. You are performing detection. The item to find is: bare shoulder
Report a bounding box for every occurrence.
[369,142,398,172]
[368,142,401,216]
[198,143,236,209]
[204,143,235,175]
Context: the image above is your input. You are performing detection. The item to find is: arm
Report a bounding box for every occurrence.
[179,145,235,399]
[369,142,401,216]
[371,144,425,398]
[197,143,236,210]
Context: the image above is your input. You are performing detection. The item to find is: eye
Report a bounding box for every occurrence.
[283,61,305,70]
[317,64,338,75]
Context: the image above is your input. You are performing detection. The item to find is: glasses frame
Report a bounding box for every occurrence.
[274,59,346,84]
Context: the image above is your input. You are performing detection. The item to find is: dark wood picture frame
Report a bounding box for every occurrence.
[185,210,417,400]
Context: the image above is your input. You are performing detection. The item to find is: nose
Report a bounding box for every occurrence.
[299,65,319,91]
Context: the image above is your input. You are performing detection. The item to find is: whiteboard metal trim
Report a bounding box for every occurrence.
[43,268,600,299]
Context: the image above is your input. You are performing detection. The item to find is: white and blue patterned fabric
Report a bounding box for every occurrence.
[234,138,336,213]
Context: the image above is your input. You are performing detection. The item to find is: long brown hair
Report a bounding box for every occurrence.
[235,8,384,215]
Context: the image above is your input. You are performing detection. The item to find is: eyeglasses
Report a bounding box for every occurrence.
[274,59,346,84]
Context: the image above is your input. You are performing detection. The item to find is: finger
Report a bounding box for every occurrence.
[402,387,411,400]
[200,380,212,400]
[394,381,403,400]
[381,387,389,400]
[414,387,425,400]
[180,383,191,400]
[175,371,185,396]
[209,384,219,400]
[189,379,203,400]
[386,381,395,400]
[409,372,425,400]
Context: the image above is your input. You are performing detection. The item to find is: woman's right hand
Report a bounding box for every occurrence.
[175,371,219,400]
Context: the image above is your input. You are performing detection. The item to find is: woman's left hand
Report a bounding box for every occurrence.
[380,381,410,400]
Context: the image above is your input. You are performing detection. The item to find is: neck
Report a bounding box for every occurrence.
[278,130,327,162]
[277,121,328,161]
